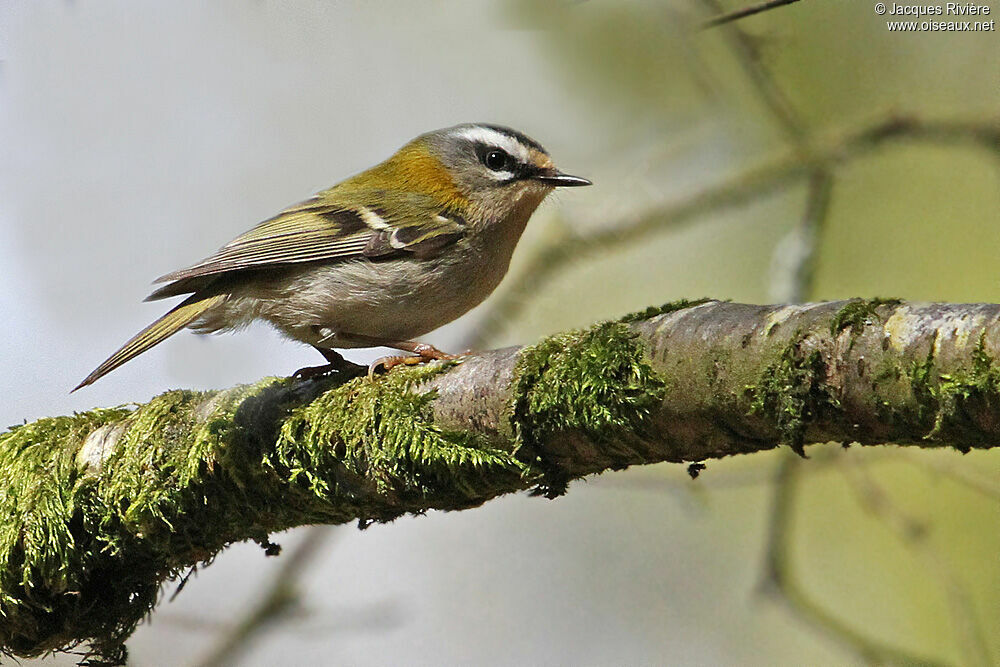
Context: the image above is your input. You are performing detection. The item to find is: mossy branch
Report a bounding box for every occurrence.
[4,299,1000,662]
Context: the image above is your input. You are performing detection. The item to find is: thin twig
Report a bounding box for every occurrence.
[701,0,804,29]
[710,0,824,303]
[700,0,807,141]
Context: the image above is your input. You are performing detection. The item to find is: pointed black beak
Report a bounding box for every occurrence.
[535,170,592,187]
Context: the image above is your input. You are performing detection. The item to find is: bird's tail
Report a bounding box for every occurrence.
[72,293,226,392]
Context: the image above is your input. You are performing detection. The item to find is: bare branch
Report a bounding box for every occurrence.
[904,455,1000,501]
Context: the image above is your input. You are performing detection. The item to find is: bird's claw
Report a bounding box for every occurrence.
[367,346,465,378]
[367,355,426,378]
[292,358,366,382]
[292,363,341,381]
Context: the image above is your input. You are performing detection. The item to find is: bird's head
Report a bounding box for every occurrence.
[389,123,591,226]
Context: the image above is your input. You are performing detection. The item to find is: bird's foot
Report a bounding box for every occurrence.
[293,348,366,381]
[367,343,461,378]
[292,363,342,381]
[367,355,427,377]
[406,342,460,361]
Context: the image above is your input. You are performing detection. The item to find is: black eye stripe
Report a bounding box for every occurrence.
[470,140,546,183]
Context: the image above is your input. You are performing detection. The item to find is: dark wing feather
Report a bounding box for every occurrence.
[146,192,466,300]
[154,202,370,284]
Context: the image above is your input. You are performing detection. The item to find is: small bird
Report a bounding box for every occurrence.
[74,123,591,391]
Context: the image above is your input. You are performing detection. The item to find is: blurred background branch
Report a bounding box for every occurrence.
[699,0,807,140]
[839,458,993,667]
[758,455,949,667]
[194,527,335,667]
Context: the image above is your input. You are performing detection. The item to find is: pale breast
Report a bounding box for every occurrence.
[240,234,515,346]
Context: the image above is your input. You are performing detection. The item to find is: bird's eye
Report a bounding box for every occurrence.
[483,149,510,171]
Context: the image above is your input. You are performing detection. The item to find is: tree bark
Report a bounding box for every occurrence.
[2,299,999,662]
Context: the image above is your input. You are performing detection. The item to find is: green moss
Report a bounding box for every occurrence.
[909,339,938,424]
[618,298,715,323]
[0,329,669,659]
[930,334,1000,449]
[97,390,203,543]
[509,320,668,497]
[270,364,528,523]
[0,406,134,659]
[0,364,544,662]
[748,332,840,457]
[0,317,704,659]
[899,331,1000,447]
[829,297,903,338]
[0,379,292,663]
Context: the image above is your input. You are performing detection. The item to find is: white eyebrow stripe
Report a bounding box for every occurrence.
[453,126,532,163]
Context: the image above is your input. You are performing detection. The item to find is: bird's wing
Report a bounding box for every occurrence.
[146,191,465,300]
